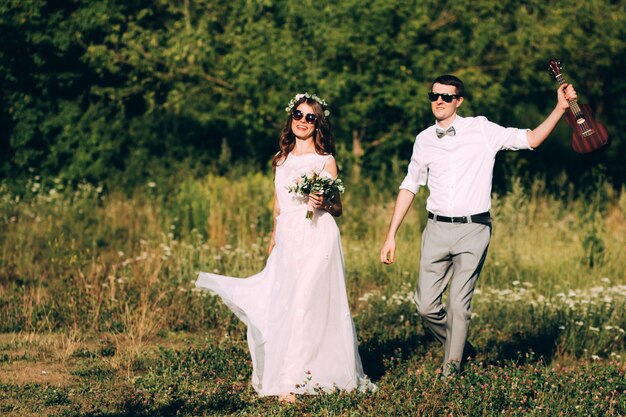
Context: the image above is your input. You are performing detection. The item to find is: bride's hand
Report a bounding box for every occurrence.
[308,193,324,209]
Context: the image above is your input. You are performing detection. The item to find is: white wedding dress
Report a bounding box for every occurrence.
[196,152,374,397]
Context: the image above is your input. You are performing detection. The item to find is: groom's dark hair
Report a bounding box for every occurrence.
[432,74,465,98]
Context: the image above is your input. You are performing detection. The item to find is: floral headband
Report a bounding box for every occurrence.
[285,92,331,117]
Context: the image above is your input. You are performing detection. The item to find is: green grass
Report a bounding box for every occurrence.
[0,173,625,416]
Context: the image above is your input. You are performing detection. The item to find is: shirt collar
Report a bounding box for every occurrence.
[435,115,462,132]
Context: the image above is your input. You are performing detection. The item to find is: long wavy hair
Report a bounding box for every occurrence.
[272,97,335,169]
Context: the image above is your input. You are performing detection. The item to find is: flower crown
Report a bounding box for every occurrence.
[285,92,330,117]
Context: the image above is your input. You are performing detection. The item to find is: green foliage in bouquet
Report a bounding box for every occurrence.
[287,172,345,219]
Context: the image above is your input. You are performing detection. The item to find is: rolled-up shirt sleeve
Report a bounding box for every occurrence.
[481,117,532,151]
[399,138,427,194]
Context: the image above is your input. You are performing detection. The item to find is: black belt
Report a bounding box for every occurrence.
[428,211,491,224]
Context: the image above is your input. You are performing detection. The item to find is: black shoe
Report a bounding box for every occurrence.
[462,341,477,363]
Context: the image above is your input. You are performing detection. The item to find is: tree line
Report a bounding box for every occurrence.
[1,0,624,191]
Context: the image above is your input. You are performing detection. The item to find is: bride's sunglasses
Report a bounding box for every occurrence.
[428,92,459,103]
[292,109,318,124]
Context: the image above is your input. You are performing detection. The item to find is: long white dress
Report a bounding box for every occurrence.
[196,152,374,397]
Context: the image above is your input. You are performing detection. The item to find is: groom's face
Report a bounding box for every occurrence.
[431,82,464,123]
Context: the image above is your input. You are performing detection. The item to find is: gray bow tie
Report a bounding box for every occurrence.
[436,126,456,138]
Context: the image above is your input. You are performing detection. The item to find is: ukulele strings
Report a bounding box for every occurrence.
[555,74,593,136]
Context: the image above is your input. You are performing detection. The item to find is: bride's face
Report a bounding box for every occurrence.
[291,102,317,141]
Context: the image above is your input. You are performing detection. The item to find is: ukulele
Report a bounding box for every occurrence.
[547,59,609,154]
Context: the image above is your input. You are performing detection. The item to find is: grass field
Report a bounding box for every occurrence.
[1,173,625,416]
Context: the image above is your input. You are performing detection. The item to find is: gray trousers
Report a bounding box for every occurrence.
[414,219,491,371]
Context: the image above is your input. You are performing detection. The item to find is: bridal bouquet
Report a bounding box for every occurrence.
[287,172,345,220]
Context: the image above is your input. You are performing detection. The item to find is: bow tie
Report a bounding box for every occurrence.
[436,126,456,138]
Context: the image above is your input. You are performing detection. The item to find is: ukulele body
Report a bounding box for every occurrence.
[548,59,609,154]
[564,103,609,154]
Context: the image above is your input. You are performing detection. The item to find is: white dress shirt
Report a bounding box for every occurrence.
[399,115,531,216]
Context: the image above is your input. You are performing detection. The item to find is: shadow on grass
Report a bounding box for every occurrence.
[359,332,435,380]
[481,326,561,366]
[359,323,562,380]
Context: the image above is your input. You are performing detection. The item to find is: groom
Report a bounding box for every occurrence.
[380,74,577,376]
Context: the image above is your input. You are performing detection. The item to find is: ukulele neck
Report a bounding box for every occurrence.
[554,73,582,114]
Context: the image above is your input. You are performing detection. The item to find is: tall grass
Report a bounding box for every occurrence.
[0,173,625,361]
[1,174,625,416]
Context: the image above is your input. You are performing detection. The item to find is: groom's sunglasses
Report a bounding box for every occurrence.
[292,109,318,124]
[428,92,459,103]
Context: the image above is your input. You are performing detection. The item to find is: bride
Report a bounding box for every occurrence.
[196,93,374,403]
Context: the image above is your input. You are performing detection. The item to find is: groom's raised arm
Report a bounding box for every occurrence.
[380,189,416,264]
[526,83,577,148]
